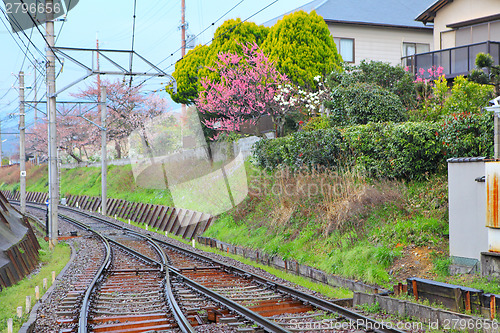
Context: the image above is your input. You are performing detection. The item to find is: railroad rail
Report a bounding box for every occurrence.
[20,201,407,333]
[23,203,195,333]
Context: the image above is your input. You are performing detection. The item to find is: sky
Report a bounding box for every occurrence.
[0,0,310,154]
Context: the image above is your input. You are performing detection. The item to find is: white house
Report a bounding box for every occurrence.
[265,0,435,66]
[411,0,500,77]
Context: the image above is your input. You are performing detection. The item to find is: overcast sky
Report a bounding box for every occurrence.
[0,0,309,153]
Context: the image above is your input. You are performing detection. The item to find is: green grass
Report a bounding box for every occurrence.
[194,242,353,299]
[0,164,175,206]
[203,169,451,288]
[0,239,71,333]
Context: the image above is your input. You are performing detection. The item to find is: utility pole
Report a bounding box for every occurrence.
[34,61,39,165]
[181,0,186,58]
[19,71,26,214]
[46,0,58,248]
[34,63,38,125]
[100,86,107,216]
[180,0,187,139]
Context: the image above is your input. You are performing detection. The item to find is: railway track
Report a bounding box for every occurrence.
[21,201,408,333]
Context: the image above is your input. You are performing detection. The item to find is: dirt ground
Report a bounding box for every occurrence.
[390,245,444,282]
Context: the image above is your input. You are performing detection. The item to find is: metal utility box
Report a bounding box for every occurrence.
[448,157,488,269]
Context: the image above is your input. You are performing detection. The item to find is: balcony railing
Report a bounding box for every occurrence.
[402,41,500,78]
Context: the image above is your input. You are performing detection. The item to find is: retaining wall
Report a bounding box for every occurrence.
[354,292,499,333]
[2,191,213,240]
[197,236,386,294]
[0,192,40,290]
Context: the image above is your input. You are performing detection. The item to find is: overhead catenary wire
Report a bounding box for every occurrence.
[128,0,138,87]
[18,0,63,65]
[0,9,47,75]
[55,0,74,44]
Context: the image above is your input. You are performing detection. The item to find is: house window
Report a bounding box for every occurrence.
[403,42,430,57]
[334,37,354,63]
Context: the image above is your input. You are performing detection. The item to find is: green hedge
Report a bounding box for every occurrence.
[342,122,442,179]
[252,129,348,170]
[440,112,493,158]
[327,83,407,126]
[252,114,493,179]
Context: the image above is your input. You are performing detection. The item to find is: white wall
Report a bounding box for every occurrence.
[433,0,500,49]
[328,23,433,66]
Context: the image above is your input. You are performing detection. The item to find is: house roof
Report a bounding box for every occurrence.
[264,0,434,30]
[415,0,453,24]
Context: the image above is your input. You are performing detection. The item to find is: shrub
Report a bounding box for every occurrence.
[252,128,348,170]
[326,83,407,126]
[329,60,417,109]
[252,115,493,178]
[343,122,442,179]
[301,116,335,131]
[442,76,494,114]
[440,112,494,158]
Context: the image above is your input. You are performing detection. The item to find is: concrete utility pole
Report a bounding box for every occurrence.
[180,0,187,138]
[34,61,39,165]
[46,0,58,248]
[19,71,26,214]
[100,86,107,216]
[181,0,186,58]
[34,63,38,125]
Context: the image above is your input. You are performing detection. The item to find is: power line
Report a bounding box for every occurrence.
[0,9,47,75]
[0,6,48,63]
[18,0,63,65]
[128,0,138,86]
[153,0,246,70]
[135,0,250,90]
[19,27,35,72]
[55,0,74,44]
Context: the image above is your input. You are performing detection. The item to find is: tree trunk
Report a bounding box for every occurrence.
[68,151,83,163]
[115,140,122,159]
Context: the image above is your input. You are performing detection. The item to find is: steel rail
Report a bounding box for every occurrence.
[22,202,405,333]
[151,237,406,333]
[21,202,194,333]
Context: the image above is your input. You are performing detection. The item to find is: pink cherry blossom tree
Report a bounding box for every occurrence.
[28,80,170,162]
[27,108,93,163]
[73,79,169,158]
[196,42,293,139]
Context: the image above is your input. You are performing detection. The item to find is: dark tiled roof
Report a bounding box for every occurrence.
[416,0,453,24]
[264,0,435,29]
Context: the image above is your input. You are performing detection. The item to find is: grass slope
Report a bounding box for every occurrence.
[203,164,500,291]
[0,164,174,206]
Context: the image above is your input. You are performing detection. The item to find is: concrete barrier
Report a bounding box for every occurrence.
[197,236,386,294]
